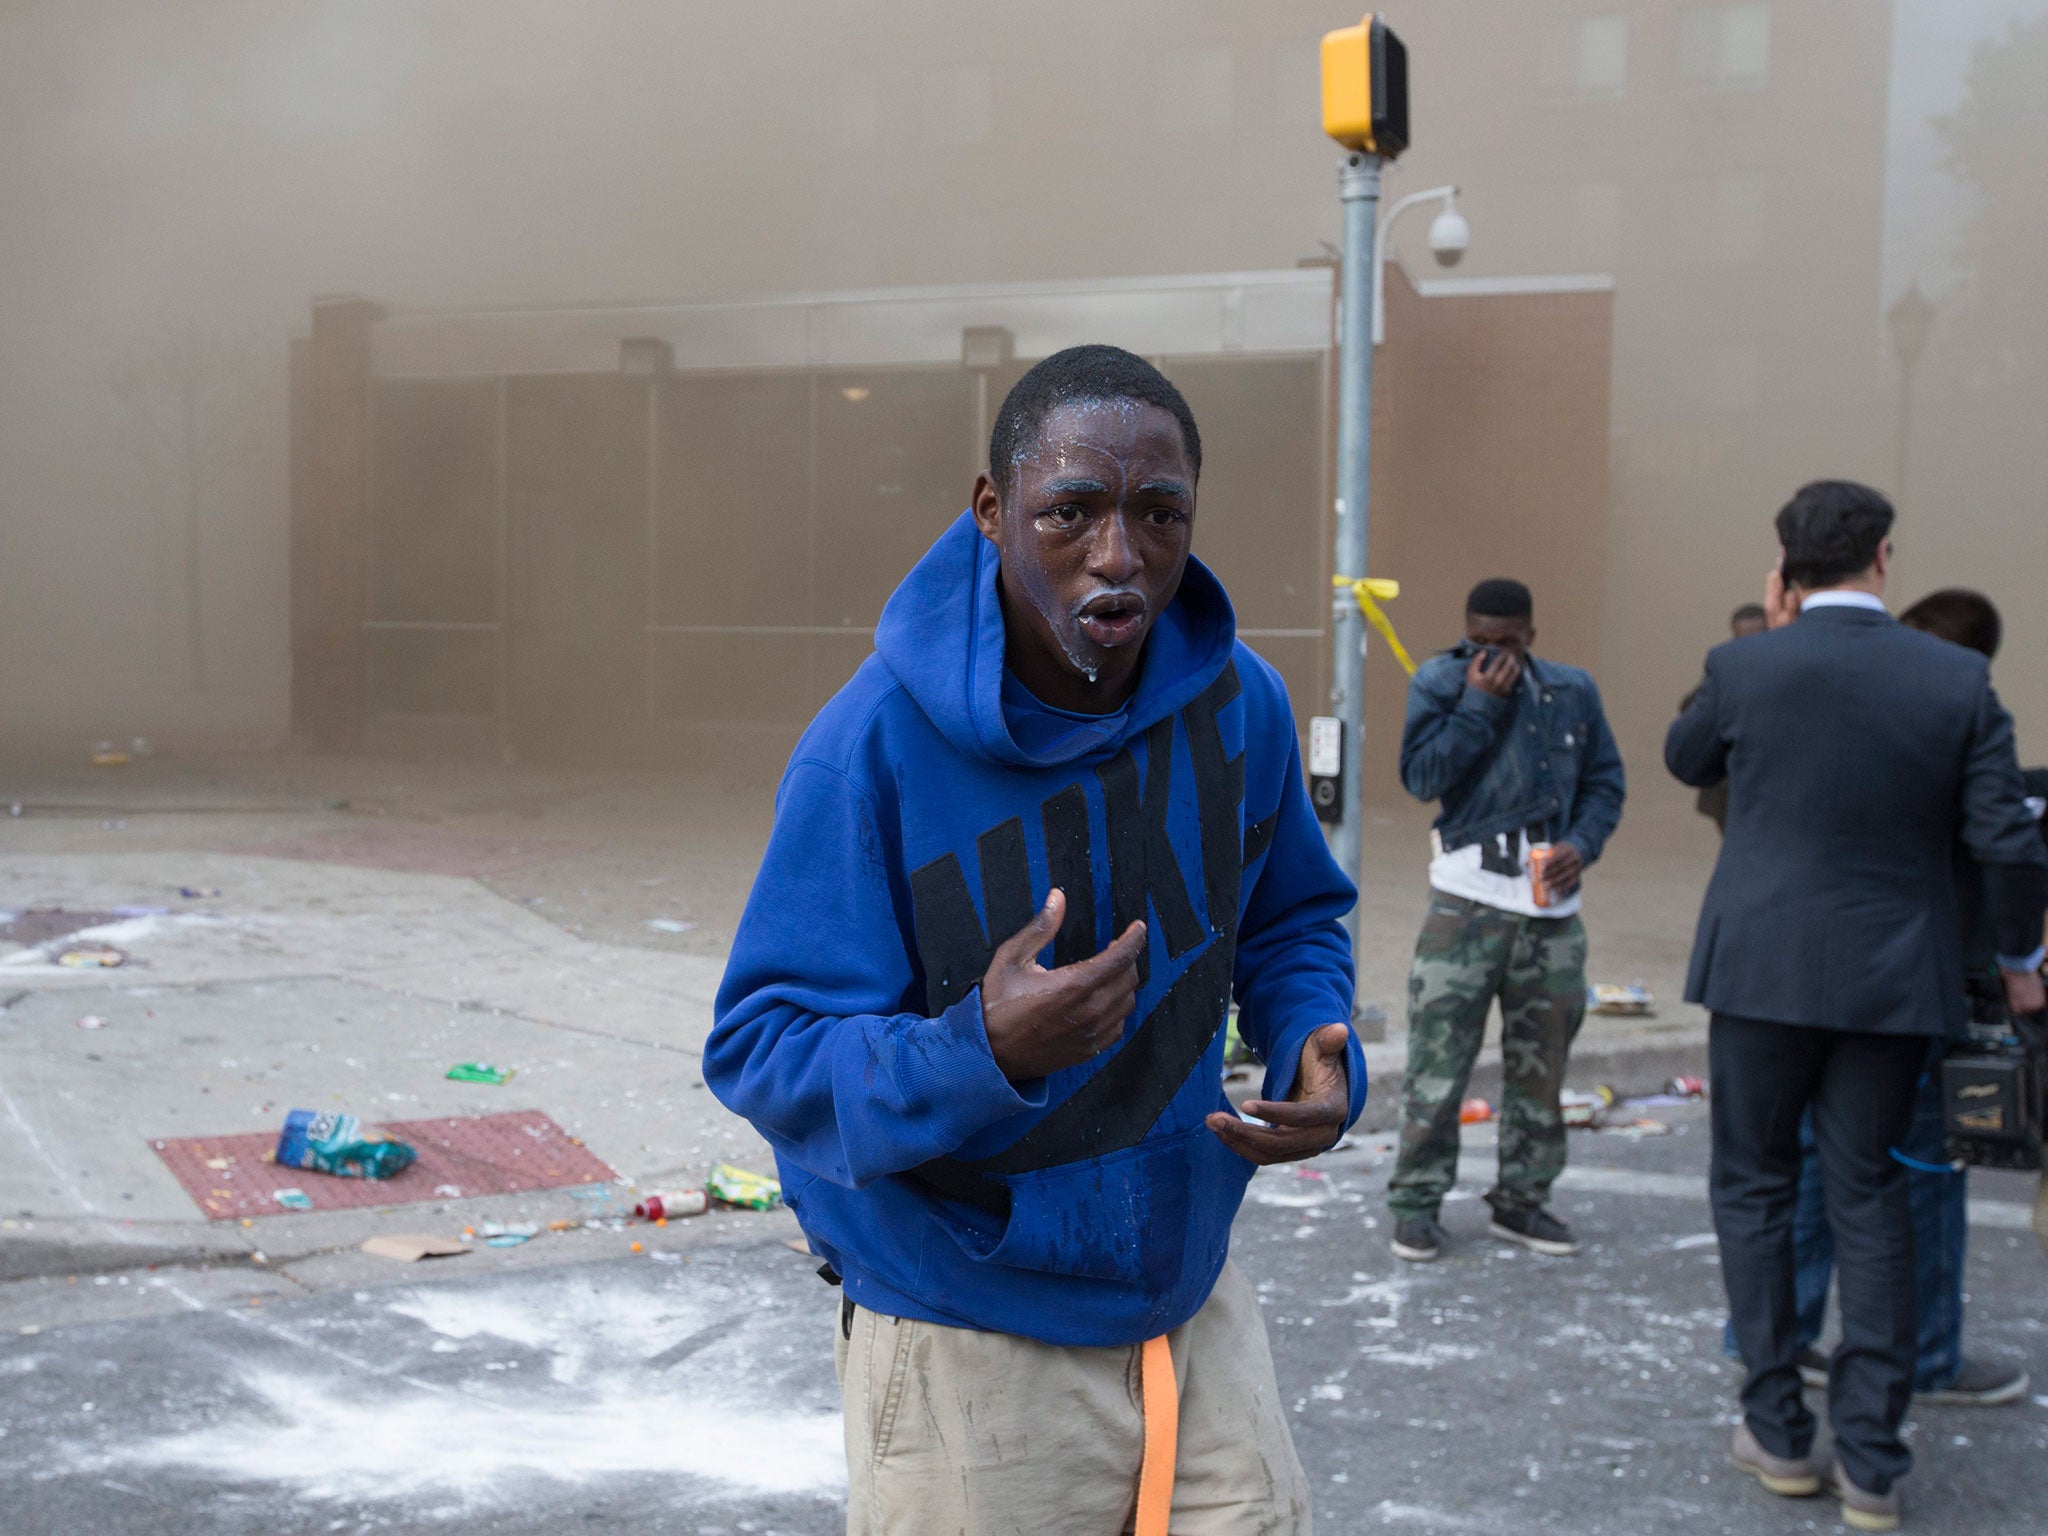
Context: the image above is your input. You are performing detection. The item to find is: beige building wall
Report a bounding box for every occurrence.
[0,2,1893,779]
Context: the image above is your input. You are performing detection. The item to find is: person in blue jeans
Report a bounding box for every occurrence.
[1720,588,2037,1407]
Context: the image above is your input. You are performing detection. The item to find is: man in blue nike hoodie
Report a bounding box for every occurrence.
[707,345,1363,1535]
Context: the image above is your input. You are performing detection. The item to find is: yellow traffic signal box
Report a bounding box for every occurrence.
[1321,14,1409,158]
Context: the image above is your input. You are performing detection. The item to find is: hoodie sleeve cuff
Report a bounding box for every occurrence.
[1258,1019,1370,1133]
[916,988,1050,1136]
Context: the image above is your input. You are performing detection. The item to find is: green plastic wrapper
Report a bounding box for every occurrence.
[276,1109,418,1180]
[446,1061,514,1085]
[707,1162,781,1210]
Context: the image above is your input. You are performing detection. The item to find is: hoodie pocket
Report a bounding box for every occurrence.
[971,1123,1252,1286]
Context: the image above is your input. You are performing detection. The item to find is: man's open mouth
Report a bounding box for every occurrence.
[1075,591,1146,647]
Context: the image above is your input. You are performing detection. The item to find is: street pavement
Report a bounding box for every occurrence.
[3,753,2044,1531]
[3,1104,2045,1535]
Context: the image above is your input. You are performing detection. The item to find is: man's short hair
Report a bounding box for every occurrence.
[1466,578,1533,620]
[1730,602,1767,628]
[1775,480,1895,590]
[1900,588,2002,659]
[988,345,1203,498]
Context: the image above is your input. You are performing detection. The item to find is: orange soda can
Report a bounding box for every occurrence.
[1527,843,1555,908]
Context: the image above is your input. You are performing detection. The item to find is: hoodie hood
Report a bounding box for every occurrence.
[875,511,1237,768]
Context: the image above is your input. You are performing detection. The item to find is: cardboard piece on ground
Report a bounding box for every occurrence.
[782,1237,811,1254]
[361,1233,471,1263]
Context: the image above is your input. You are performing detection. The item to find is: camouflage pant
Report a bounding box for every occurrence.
[1388,892,1588,1220]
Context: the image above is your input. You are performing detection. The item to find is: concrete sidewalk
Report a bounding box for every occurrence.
[0,849,775,1285]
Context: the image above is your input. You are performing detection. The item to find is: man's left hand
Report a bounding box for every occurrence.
[1208,1022,1351,1165]
[1542,841,1585,899]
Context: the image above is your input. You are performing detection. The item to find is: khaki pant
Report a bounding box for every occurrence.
[834,1260,1311,1536]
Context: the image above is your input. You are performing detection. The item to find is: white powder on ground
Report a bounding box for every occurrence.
[94,1273,846,1507]
[107,1366,844,1503]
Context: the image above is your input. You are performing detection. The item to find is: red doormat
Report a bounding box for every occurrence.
[151,1110,619,1220]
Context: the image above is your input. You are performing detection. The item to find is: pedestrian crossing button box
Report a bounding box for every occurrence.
[1308,715,1344,824]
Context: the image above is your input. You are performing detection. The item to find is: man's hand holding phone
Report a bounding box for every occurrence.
[1466,644,1522,699]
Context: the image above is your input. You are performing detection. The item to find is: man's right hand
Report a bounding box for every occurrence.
[1466,645,1522,699]
[980,890,1147,1081]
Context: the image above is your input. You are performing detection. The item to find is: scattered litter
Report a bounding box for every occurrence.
[273,1188,313,1211]
[91,750,129,768]
[1665,1075,1707,1099]
[783,1237,812,1254]
[110,905,168,919]
[7,804,19,817]
[1458,1098,1493,1125]
[1627,1092,1691,1108]
[644,918,696,934]
[177,887,222,899]
[708,1163,781,1210]
[478,1221,541,1248]
[1560,1087,1617,1130]
[1599,1117,1673,1138]
[633,1189,708,1221]
[75,1015,106,1031]
[1587,982,1654,1016]
[433,1183,463,1198]
[204,1157,231,1171]
[445,1061,514,1085]
[276,1109,418,1181]
[57,945,126,969]
[361,1234,469,1263]
[547,1218,578,1232]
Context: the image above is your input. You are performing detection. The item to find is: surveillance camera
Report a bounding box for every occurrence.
[1428,205,1470,267]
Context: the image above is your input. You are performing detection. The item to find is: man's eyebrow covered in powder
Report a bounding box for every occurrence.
[1039,476,1111,496]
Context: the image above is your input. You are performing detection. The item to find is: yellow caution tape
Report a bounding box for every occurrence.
[1333,575,1418,676]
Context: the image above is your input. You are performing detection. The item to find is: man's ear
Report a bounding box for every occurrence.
[971,473,1003,545]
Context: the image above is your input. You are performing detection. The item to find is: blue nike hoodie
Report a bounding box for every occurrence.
[705,512,1362,1347]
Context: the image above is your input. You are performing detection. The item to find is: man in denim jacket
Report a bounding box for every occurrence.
[1385,579,1626,1263]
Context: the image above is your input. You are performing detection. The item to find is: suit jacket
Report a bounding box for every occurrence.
[1665,604,2047,1035]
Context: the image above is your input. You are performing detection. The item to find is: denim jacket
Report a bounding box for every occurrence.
[1398,646,1626,863]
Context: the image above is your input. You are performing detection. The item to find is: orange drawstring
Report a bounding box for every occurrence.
[1135,1334,1179,1536]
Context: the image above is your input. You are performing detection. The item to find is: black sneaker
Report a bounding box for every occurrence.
[1489,1205,1580,1256]
[1796,1346,1831,1389]
[1391,1215,1445,1263]
[1916,1357,2030,1406]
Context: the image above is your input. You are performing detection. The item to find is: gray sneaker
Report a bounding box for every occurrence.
[1488,1205,1580,1256]
[1391,1215,1445,1263]
[1824,1459,1901,1532]
[1730,1423,1821,1497]
[1916,1357,2030,1406]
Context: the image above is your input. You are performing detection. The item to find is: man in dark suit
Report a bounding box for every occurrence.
[1666,481,2047,1532]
